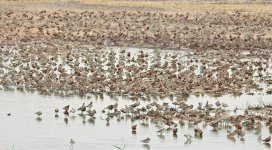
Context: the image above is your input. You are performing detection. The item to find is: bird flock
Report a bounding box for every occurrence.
[0,10,272,98]
[1,8,272,149]
[1,10,272,51]
[0,45,271,100]
[33,99,272,148]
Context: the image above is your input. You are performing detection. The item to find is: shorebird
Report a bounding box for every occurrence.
[132,125,137,131]
[106,117,110,125]
[70,139,75,150]
[263,136,271,143]
[227,130,236,138]
[35,111,42,117]
[194,128,203,137]
[141,137,150,144]
[87,109,96,117]
[63,105,69,111]
[222,103,228,108]
[173,128,178,135]
[215,100,221,107]
[130,102,140,108]
[184,134,193,141]
[70,139,75,144]
[78,103,86,113]
[64,110,69,115]
[86,101,93,109]
[210,121,219,130]
[106,104,114,112]
[156,128,165,135]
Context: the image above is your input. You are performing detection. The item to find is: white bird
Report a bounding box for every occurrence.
[156,128,165,135]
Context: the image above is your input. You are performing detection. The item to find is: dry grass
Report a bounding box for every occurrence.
[1,0,272,12]
[80,0,272,12]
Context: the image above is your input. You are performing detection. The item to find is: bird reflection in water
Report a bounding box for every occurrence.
[142,144,150,150]
[264,143,271,149]
[64,117,68,124]
[157,134,165,140]
[36,117,42,122]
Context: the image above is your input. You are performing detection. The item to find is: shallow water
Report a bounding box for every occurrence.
[1,45,272,149]
[1,90,272,150]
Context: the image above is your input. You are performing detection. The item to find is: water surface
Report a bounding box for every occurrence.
[1,90,272,150]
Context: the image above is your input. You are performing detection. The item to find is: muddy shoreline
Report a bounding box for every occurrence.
[1,1,272,51]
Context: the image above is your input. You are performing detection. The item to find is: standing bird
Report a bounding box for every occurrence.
[70,139,75,150]
[54,108,59,118]
[63,105,69,111]
[210,121,219,130]
[70,139,75,144]
[35,111,42,117]
[78,103,86,113]
[222,103,228,108]
[86,101,93,109]
[156,128,165,135]
[106,104,114,112]
[87,109,96,117]
[132,125,137,131]
[141,137,150,144]
[63,105,69,115]
[263,136,271,143]
[130,102,140,108]
[173,128,178,135]
[215,100,221,107]
[194,128,203,137]
[184,134,193,141]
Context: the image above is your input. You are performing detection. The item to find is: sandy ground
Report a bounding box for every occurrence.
[1,0,272,12]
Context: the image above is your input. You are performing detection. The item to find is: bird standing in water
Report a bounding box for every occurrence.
[263,136,271,143]
[78,103,86,114]
[63,105,70,115]
[35,111,42,117]
[156,128,165,135]
[70,139,75,150]
[63,105,69,111]
[141,137,150,144]
[132,125,137,131]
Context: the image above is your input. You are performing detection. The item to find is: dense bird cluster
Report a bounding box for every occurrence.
[0,10,272,98]
[0,43,271,98]
[34,100,272,147]
[1,6,272,149]
[0,10,272,51]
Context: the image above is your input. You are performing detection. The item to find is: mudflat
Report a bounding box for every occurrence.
[1,0,272,51]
